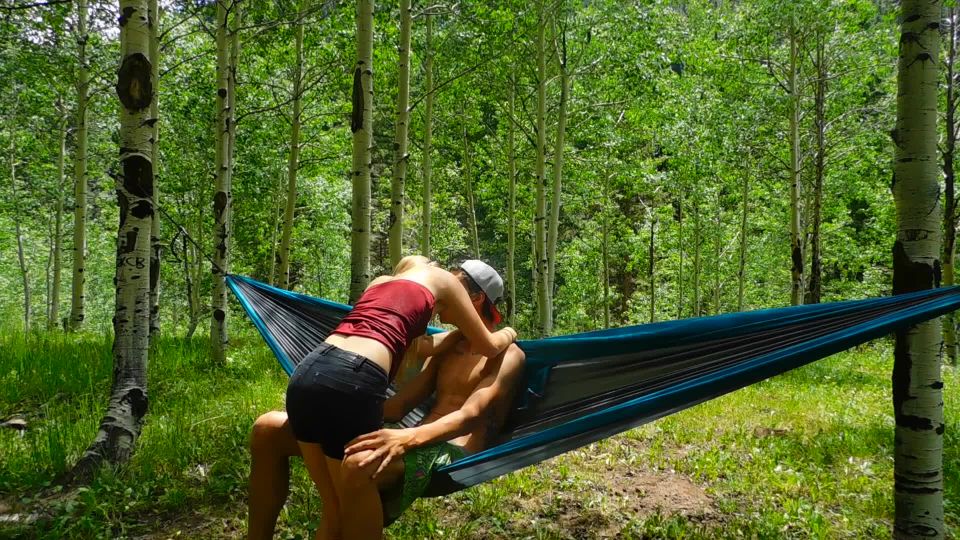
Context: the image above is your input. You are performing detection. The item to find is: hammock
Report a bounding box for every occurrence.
[226,274,960,495]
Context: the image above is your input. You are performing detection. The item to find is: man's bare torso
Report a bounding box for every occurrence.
[420,340,515,453]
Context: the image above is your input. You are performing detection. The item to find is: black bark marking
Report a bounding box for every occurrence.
[892,240,940,294]
[351,68,363,133]
[218,88,227,98]
[213,309,225,322]
[897,413,934,431]
[117,53,153,111]
[931,381,944,390]
[791,244,803,274]
[122,154,153,198]
[904,14,921,23]
[130,200,152,219]
[936,423,945,435]
[214,191,228,221]
[118,192,129,228]
[122,388,149,419]
[119,5,135,26]
[120,228,139,255]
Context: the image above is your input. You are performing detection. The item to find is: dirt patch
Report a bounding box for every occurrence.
[607,468,715,521]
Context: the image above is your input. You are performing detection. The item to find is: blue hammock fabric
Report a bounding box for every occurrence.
[226,274,960,495]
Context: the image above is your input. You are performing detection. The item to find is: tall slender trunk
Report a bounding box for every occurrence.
[808,31,826,305]
[210,0,239,364]
[943,6,958,364]
[738,167,749,312]
[11,137,30,333]
[602,172,611,329]
[714,192,721,314]
[891,2,944,537]
[534,0,548,337]
[70,0,155,481]
[693,200,701,317]
[507,82,517,325]
[788,19,804,306]
[69,0,90,331]
[389,0,411,268]
[648,214,656,323]
[268,174,282,286]
[51,117,68,330]
[278,0,306,289]
[182,233,200,338]
[148,0,161,339]
[420,15,434,258]
[545,25,569,335]
[349,0,374,303]
[677,196,684,319]
[462,117,480,257]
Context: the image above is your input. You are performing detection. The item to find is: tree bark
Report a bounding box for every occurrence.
[808,31,827,305]
[943,6,958,364]
[349,0,374,303]
[268,174,282,286]
[677,196,684,319]
[738,167,749,312]
[713,193,721,314]
[788,19,804,306]
[278,0,306,289]
[420,14,434,258]
[70,0,154,482]
[148,0,161,339]
[462,117,480,258]
[891,1,944,537]
[51,117,68,330]
[602,172,611,329]
[11,135,30,333]
[534,0,549,337]
[388,0,411,268]
[210,0,239,364]
[69,0,90,331]
[545,23,569,335]
[507,81,516,325]
[648,214,656,323]
[693,199,701,317]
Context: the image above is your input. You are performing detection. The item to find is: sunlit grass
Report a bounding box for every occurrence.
[0,330,957,538]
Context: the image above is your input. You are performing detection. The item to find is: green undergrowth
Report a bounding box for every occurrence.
[1,329,959,538]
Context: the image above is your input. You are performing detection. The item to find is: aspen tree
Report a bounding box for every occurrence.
[388,0,412,267]
[891,1,944,536]
[349,0,374,303]
[71,0,155,479]
[278,0,307,289]
[69,0,90,331]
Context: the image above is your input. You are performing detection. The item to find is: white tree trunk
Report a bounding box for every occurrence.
[942,6,958,364]
[462,118,480,258]
[71,0,154,481]
[788,19,804,306]
[507,81,516,325]
[278,0,306,289]
[349,0,374,303]
[388,0,411,268]
[891,1,944,537]
[51,117,67,330]
[420,15,433,258]
[738,167,749,312]
[148,0,161,339]
[210,0,239,364]
[11,136,30,333]
[545,22,569,335]
[534,0,548,337]
[69,0,90,331]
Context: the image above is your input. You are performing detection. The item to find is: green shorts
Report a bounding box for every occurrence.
[381,441,466,524]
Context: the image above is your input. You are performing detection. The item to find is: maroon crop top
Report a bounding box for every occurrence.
[332,279,436,380]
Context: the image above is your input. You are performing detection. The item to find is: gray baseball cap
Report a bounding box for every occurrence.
[459,260,504,323]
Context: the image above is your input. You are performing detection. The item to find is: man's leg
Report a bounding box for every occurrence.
[248,411,301,540]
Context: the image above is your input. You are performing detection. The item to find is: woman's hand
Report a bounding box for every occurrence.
[344,428,418,476]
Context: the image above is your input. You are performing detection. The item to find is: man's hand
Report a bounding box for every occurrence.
[344,428,417,476]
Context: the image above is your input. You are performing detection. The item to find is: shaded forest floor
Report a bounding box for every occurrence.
[2,329,960,539]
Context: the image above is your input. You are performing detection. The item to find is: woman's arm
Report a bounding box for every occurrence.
[437,271,516,358]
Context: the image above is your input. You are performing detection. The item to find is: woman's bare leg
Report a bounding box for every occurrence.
[248,412,301,540]
[298,442,342,540]
[338,450,386,540]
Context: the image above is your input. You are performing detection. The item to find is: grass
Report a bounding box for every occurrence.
[0,328,958,538]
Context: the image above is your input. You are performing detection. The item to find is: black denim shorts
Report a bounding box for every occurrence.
[285,343,388,459]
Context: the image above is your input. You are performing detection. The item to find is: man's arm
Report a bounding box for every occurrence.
[347,344,526,473]
[416,330,463,360]
[383,354,440,422]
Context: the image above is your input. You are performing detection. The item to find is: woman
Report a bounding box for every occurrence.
[284,256,517,539]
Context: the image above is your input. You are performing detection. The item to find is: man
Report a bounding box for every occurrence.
[248,261,525,539]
